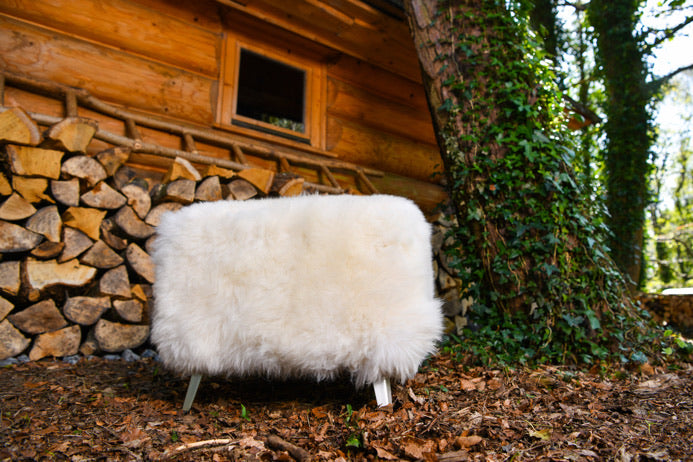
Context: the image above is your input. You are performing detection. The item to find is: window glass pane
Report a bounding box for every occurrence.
[236,49,306,133]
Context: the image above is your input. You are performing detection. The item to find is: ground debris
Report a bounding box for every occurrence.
[1,355,692,461]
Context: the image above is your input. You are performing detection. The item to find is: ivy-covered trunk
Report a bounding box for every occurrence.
[588,0,653,288]
[404,0,658,364]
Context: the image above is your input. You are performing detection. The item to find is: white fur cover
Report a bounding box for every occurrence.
[151,194,442,387]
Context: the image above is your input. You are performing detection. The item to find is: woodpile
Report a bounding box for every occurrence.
[0,107,314,361]
[638,294,693,337]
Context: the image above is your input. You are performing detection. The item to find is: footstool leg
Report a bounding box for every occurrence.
[182,374,202,412]
[373,378,392,407]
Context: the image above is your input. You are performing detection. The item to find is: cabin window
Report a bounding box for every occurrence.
[236,49,306,134]
[217,36,324,148]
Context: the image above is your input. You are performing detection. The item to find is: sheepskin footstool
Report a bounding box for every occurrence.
[151,194,442,410]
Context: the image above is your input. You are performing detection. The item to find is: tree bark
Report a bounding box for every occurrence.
[404,0,643,362]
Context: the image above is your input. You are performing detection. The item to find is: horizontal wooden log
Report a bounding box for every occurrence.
[0,15,215,124]
[326,77,436,145]
[0,0,220,77]
[80,182,127,210]
[326,116,442,183]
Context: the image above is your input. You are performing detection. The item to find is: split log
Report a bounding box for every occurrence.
[51,179,80,207]
[61,155,108,188]
[100,217,128,251]
[99,265,131,299]
[62,207,107,241]
[163,156,201,182]
[63,296,111,326]
[163,178,195,204]
[201,164,235,179]
[238,167,275,194]
[8,299,67,334]
[94,319,149,353]
[114,206,155,240]
[59,227,94,262]
[0,173,12,196]
[6,145,64,179]
[131,284,151,303]
[26,205,62,242]
[145,202,183,227]
[0,261,21,296]
[80,240,124,269]
[0,193,37,220]
[30,241,65,260]
[12,177,53,203]
[80,182,127,209]
[0,320,30,360]
[0,220,43,253]
[96,146,131,176]
[126,243,155,283]
[29,325,81,361]
[0,107,41,145]
[120,183,151,219]
[44,117,98,153]
[113,299,143,323]
[79,329,100,356]
[195,176,222,202]
[271,173,304,197]
[0,296,13,321]
[226,178,257,201]
[24,258,97,292]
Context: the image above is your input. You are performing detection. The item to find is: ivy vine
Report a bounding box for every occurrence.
[424,0,690,366]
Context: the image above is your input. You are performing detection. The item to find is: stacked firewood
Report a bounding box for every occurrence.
[429,213,471,337]
[637,293,693,337]
[0,107,305,361]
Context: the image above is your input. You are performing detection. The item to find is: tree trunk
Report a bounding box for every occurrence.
[588,0,652,288]
[404,0,648,363]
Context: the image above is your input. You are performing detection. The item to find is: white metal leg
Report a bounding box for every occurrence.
[372,377,392,407]
[182,374,202,412]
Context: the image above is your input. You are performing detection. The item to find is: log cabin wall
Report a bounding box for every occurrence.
[0,0,446,211]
